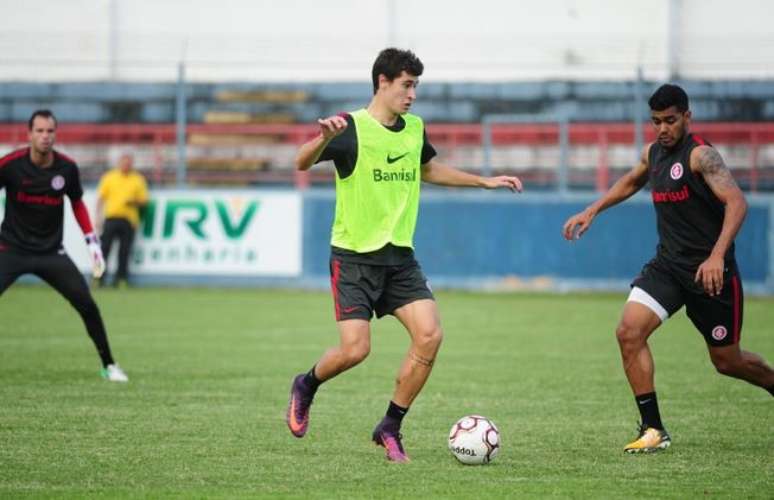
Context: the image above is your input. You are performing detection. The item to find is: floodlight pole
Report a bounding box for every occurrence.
[108,0,118,80]
[387,0,397,46]
[558,117,569,194]
[667,0,682,80]
[634,66,645,160]
[175,61,187,186]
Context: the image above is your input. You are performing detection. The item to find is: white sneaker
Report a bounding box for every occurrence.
[101,364,129,382]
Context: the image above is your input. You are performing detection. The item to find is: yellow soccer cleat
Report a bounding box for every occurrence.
[624,424,671,453]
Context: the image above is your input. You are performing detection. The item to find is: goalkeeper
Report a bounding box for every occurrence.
[0,110,128,382]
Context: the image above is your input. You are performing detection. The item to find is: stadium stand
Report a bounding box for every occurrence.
[4,81,774,124]
[1,81,773,189]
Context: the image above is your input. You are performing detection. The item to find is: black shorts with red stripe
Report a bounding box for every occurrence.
[632,254,743,346]
[329,253,434,322]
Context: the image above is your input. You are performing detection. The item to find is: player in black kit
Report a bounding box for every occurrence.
[562,84,773,452]
[0,110,128,382]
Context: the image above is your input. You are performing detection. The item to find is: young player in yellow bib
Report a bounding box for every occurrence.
[286,48,522,462]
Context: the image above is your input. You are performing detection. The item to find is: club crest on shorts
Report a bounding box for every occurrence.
[51,175,65,190]
[670,162,684,180]
[711,325,728,341]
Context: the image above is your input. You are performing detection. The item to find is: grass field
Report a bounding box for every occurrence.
[0,285,772,499]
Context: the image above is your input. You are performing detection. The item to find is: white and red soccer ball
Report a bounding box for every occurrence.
[448,415,500,465]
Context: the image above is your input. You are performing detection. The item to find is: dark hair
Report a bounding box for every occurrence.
[371,48,424,94]
[28,109,57,130]
[648,84,689,112]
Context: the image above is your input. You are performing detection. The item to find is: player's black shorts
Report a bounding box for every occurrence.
[0,243,93,303]
[631,255,743,346]
[329,254,434,321]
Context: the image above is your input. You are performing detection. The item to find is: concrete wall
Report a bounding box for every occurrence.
[303,191,773,293]
[5,188,772,293]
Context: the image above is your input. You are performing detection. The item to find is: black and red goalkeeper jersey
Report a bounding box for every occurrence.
[647,133,732,270]
[0,148,84,254]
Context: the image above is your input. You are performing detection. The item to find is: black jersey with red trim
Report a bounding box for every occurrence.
[0,148,84,254]
[647,133,732,270]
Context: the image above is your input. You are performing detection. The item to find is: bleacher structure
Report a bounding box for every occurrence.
[1,81,773,190]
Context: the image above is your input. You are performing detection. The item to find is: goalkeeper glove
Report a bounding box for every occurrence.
[85,232,106,279]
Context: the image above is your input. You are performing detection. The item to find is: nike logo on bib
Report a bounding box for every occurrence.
[387,153,408,164]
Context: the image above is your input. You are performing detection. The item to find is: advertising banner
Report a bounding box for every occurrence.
[1,189,302,277]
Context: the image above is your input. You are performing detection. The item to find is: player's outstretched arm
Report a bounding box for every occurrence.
[562,144,651,240]
[294,115,348,171]
[690,145,748,295]
[420,159,522,192]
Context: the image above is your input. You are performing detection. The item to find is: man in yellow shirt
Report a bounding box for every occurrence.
[96,153,149,287]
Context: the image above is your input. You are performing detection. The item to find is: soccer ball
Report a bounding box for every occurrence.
[448,415,500,465]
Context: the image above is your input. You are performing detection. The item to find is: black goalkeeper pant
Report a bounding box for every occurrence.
[101,218,136,285]
[0,245,115,367]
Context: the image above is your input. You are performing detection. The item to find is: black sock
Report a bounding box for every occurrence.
[635,392,664,430]
[384,401,409,427]
[303,366,322,393]
[767,385,774,397]
[79,302,115,368]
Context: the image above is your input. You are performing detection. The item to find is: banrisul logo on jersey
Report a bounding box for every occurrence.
[373,168,417,182]
[132,190,301,276]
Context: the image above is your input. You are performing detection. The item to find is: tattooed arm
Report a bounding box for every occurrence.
[690,145,748,295]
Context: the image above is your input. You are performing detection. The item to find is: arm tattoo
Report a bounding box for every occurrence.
[698,147,738,191]
[409,351,435,367]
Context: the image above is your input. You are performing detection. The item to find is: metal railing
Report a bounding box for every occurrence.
[2,122,773,191]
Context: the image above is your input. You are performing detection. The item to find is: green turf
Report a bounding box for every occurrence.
[0,285,772,499]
